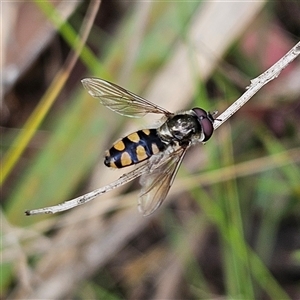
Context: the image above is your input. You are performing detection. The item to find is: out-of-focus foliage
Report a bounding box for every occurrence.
[2,1,300,299]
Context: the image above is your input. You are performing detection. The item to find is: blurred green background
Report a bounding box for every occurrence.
[2,1,300,299]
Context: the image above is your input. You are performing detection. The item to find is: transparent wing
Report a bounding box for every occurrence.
[138,146,189,216]
[81,78,171,118]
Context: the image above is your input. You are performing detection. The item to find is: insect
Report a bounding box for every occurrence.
[25,78,216,216]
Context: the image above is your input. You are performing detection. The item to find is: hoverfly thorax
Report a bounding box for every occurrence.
[158,108,215,146]
[158,114,200,145]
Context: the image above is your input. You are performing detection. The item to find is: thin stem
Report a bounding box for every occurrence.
[214,41,300,130]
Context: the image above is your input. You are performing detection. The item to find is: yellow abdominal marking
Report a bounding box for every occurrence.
[151,143,160,154]
[136,145,148,161]
[127,132,140,143]
[142,129,150,135]
[110,161,117,168]
[114,140,125,151]
[121,152,132,166]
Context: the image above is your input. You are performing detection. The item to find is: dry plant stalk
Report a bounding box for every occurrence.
[25,40,300,216]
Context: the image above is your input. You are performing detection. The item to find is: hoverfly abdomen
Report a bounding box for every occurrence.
[105,129,166,168]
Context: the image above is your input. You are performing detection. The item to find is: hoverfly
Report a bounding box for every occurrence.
[25,78,216,216]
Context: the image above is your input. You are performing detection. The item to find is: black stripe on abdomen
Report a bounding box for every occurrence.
[104,129,166,168]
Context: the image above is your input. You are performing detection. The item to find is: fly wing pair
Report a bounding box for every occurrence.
[82,78,189,215]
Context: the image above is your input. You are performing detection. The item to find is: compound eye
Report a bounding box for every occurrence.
[192,107,214,142]
[200,117,214,141]
[192,108,207,119]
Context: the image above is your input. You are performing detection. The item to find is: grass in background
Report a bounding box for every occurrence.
[2,1,299,299]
